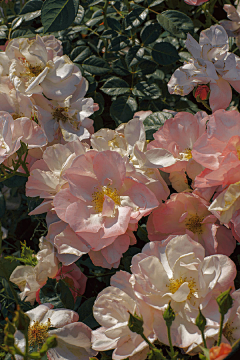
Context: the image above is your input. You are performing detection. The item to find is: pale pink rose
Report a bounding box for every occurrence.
[14,303,97,360]
[26,140,88,216]
[92,271,156,360]
[147,111,206,182]
[42,35,63,57]
[91,114,170,203]
[193,110,240,171]
[131,235,237,352]
[0,111,46,164]
[184,0,208,4]
[53,150,159,259]
[46,218,136,269]
[5,35,83,100]
[0,111,22,164]
[10,237,59,304]
[32,83,96,143]
[221,4,240,49]
[168,25,240,111]
[0,77,36,119]
[147,192,236,256]
[221,289,240,344]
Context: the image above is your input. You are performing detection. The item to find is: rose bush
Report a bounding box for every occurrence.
[0,1,240,360]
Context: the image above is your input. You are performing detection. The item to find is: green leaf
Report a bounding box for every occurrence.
[140,22,161,45]
[157,10,194,39]
[125,45,144,67]
[20,0,43,14]
[11,29,36,38]
[125,7,149,30]
[0,258,19,280]
[39,278,74,309]
[132,81,161,99]
[107,17,121,32]
[110,96,137,125]
[136,59,157,76]
[77,297,99,329]
[101,77,130,96]
[112,58,131,76]
[57,279,75,310]
[82,56,110,75]
[147,348,166,360]
[143,111,173,140]
[152,42,179,65]
[148,0,165,7]
[71,46,91,63]
[74,4,84,25]
[41,0,78,33]
[2,175,27,188]
[108,35,130,52]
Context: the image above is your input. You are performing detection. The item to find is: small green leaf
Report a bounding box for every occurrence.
[143,111,173,140]
[78,297,99,329]
[82,56,110,75]
[157,10,194,39]
[110,96,137,125]
[152,42,179,65]
[41,0,78,33]
[101,77,130,96]
[125,45,144,67]
[132,81,161,99]
[125,7,149,29]
[140,22,161,45]
[2,175,27,188]
[107,17,121,32]
[74,4,85,25]
[20,0,43,14]
[108,36,130,52]
[112,58,131,76]
[70,46,91,63]
[136,59,157,76]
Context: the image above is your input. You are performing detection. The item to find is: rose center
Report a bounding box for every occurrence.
[179,148,192,161]
[168,277,197,300]
[27,64,44,77]
[52,107,69,123]
[28,319,51,350]
[92,186,120,213]
[185,214,204,234]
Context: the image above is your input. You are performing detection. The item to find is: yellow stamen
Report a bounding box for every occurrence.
[27,64,43,77]
[223,322,236,343]
[52,107,69,123]
[180,148,192,161]
[185,214,204,234]
[167,277,197,300]
[92,186,120,213]
[28,319,51,350]
[11,112,23,120]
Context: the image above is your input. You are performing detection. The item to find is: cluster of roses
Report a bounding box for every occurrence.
[1,5,240,360]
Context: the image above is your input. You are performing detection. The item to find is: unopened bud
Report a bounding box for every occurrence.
[194,85,210,101]
[128,312,144,335]
[196,308,206,333]
[216,288,233,317]
[163,302,175,328]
